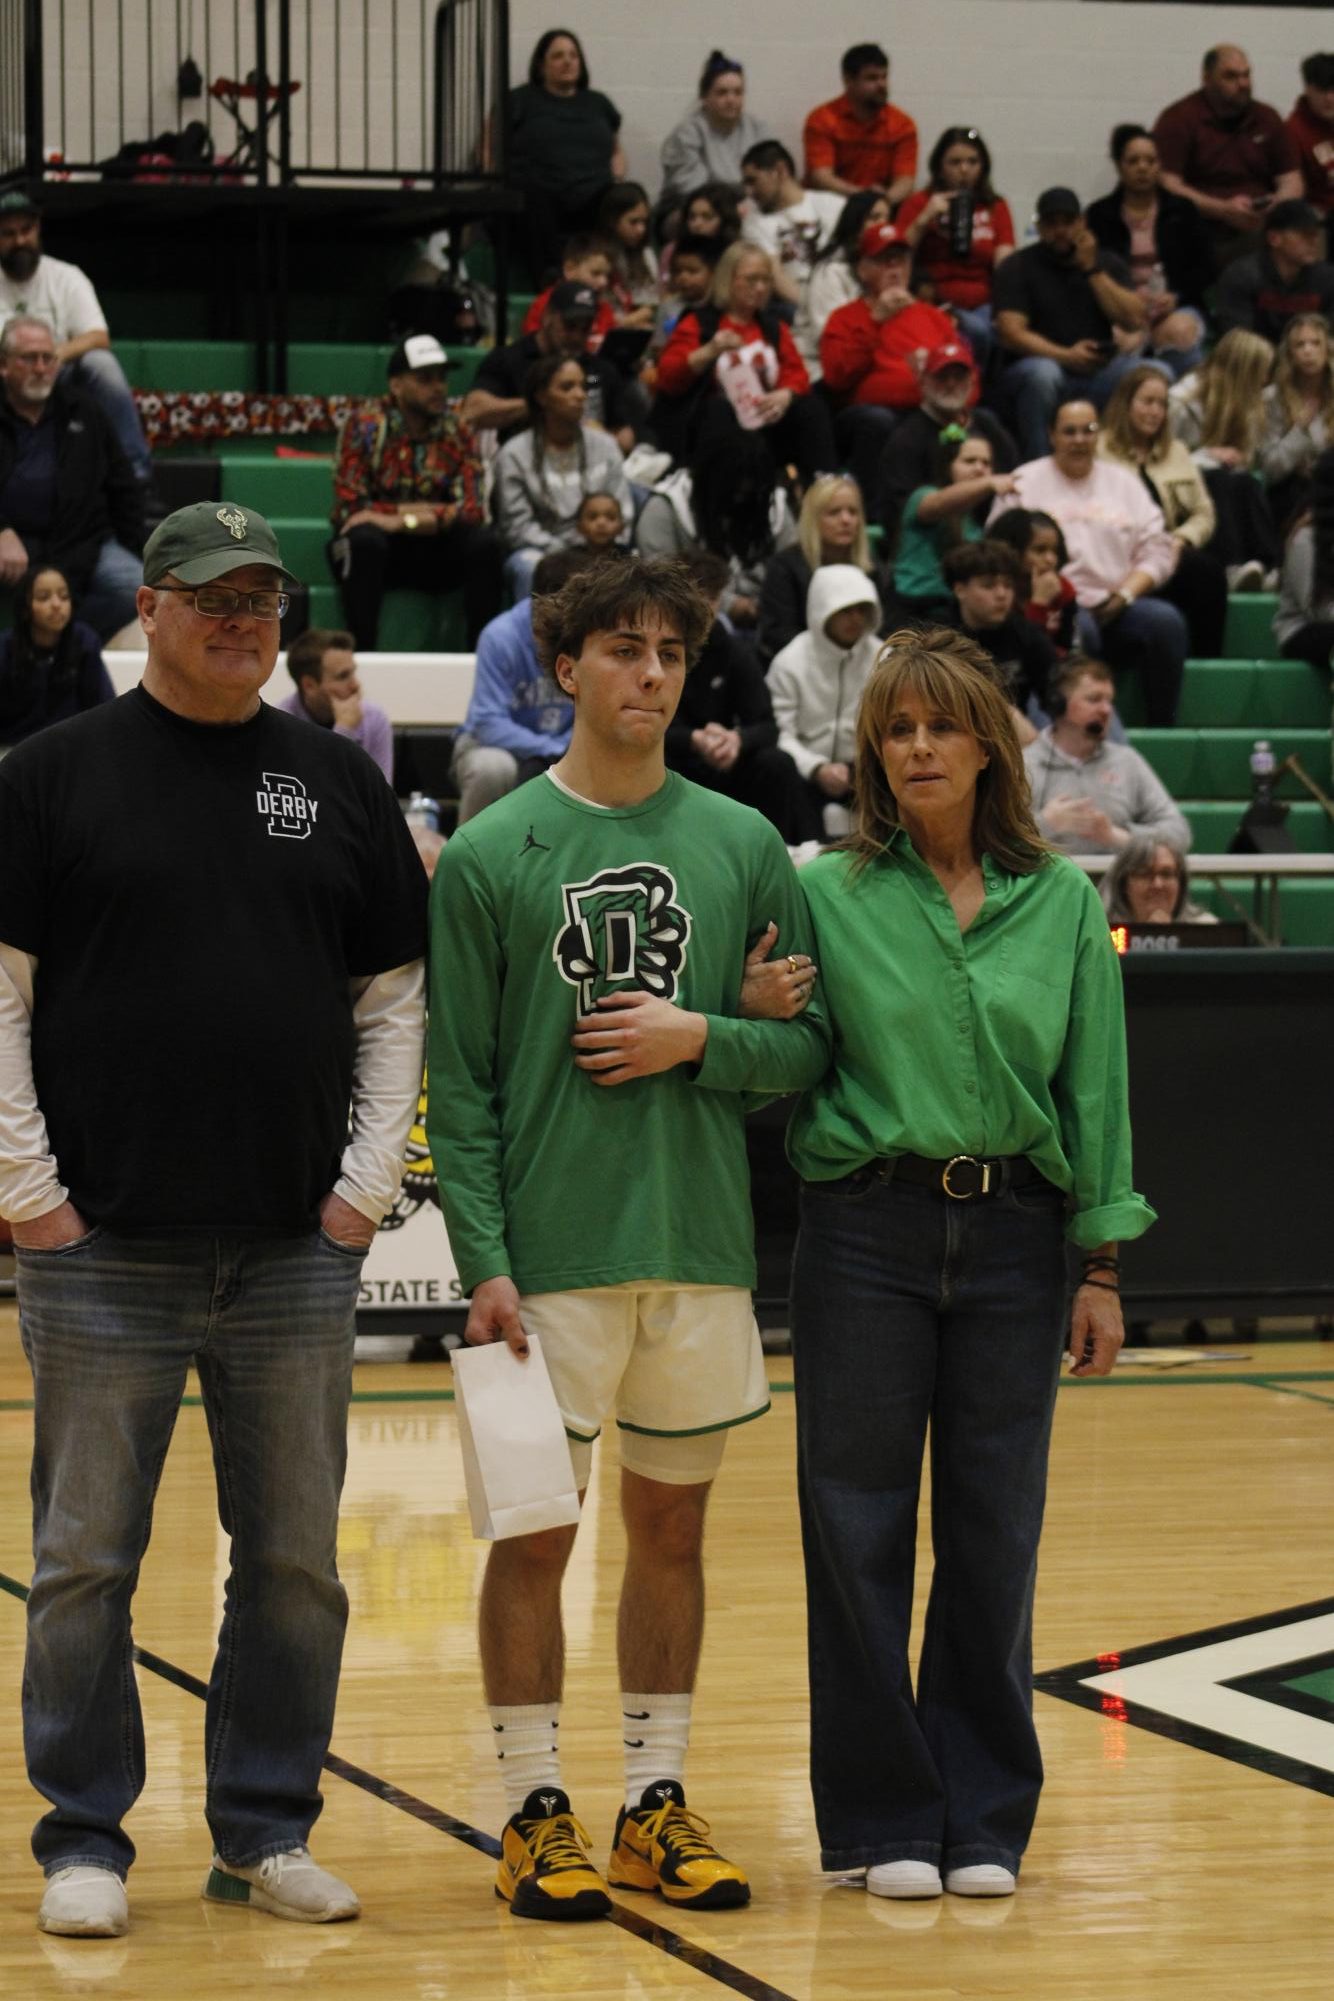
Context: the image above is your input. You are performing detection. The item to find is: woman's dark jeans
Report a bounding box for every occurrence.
[792,1167,1069,1877]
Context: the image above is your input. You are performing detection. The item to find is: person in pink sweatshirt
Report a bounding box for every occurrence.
[988,398,1186,724]
[819,220,966,501]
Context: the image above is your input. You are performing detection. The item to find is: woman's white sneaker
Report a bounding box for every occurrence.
[944,1863,1016,1897]
[866,1859,943,1899]
[202,1846,360,1923]
[38,1865,129,1936]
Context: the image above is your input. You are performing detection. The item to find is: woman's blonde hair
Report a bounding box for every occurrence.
[1274,313,1334,434]
[844,627,1051,877]
[1194,329,1275,455]
[797,475,872,572]
[710,240,773,311]
[1100,363,1174,466]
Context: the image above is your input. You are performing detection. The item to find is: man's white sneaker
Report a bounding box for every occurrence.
[202,1846,360,1923]
[38,1865,129,1936]
[866,1859,942,1899]
[944,1863,1016,1897]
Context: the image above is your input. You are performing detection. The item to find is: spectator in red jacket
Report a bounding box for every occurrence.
[328,334,504,648]
[1288,54,1334,217]
[819,221,965,498]
[653,241,834,482]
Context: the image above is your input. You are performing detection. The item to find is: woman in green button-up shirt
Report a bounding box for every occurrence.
[788,629,1155,1903]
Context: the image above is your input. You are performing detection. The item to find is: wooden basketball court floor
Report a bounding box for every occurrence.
[2,1304,1333,2000]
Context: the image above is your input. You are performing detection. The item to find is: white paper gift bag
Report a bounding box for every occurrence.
[452,1335,582,1540]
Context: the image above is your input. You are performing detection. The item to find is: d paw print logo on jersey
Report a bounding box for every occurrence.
[553,863,692,1012]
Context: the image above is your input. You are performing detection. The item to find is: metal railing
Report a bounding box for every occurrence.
[0,0,508,190]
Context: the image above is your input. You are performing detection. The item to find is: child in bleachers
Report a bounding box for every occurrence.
[0,564,113,748]
[575,490,627,552]
[598,183,660,325]
[522,234,617,346]
[988,508,1080,654]
[890,425,1017,623]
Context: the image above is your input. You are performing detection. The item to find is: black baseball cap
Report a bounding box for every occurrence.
[548,281,598,322]
[1036,187,1081,221]
[0,188,39,220]
[143,502,299,587]
[1265,199,1323,234]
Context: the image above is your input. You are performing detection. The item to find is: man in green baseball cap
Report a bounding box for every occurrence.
[0,494,429,1936]
[137,501,299,723]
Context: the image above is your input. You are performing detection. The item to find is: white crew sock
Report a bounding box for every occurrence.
[621,1691,692,1809]
[489,1701,562,1818]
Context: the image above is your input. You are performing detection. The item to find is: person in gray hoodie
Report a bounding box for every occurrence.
[768,563,883,836]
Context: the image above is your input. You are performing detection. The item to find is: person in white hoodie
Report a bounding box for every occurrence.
[768,564,883,837]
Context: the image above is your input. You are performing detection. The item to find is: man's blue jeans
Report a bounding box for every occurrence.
[17,1227,364,1880]
[1004,352,1170,461]
[791,1168,1069,1877]
[70,349,152,484]
[1077,599,1188,727]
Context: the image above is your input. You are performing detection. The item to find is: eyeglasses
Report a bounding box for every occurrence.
[155,584,290,620]
[1058,424,1100,437]
[1129,866,1181,883]
[8,350,56,367]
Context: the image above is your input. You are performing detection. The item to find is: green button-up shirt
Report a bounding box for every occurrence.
[788,834,1156,1249]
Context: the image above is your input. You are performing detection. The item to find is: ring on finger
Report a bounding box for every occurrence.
[787,956,799,974]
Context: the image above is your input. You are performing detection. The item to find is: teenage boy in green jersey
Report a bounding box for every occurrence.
[428,558,828,1921]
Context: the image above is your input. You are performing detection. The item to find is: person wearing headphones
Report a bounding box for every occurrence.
[1022,655,1191,854]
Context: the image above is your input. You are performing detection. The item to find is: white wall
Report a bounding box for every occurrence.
[508,1,1329,234]
[35,2,1330,227]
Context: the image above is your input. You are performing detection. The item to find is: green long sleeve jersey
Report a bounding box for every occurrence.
[426,772,829,1296]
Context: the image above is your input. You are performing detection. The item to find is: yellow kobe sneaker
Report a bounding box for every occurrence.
[607,1780,751,1909]
[496,1787,611,1921]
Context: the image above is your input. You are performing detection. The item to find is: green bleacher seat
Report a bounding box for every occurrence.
[220,456,334,514]
[1130,729,1331,798]
[1116,659,1331,731]
[1272,881,1334,946]
[268,518,331,577]
[377,591,468,652]
[1180,800,1333,853]
[129,341,254,392]
[1224,593,1279,659]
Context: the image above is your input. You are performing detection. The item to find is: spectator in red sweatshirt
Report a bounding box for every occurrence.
[653,240,834,481]
[1287,54,1334,217]
[818,220,966,500]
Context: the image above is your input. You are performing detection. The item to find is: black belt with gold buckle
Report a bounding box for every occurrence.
[888,1153,1048,1201]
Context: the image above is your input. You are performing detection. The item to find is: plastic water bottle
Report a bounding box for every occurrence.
[404,792,440,833]
[1249,740,1275,807]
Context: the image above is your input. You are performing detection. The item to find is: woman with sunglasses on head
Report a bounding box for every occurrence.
[896,127,1015,368]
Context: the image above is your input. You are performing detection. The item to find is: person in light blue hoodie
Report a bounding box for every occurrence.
[450,547,605,821]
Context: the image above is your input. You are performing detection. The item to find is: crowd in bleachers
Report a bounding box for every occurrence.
[2,31,1333,909]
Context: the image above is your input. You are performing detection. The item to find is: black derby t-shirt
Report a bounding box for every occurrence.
[0,686,427,1232]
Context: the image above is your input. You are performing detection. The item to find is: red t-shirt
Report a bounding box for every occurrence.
[1287,97,1334,215]
[802,95,918,190]
[1024,580,1078,655]
[895,192,1015,309]
[818,296,966,409]
[1153,89,1299,203]
[655,312,811,400]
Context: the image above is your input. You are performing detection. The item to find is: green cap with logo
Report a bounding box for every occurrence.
[142,501,300,587]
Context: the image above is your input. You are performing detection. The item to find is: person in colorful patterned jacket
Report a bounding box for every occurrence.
[327,333,503,648]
